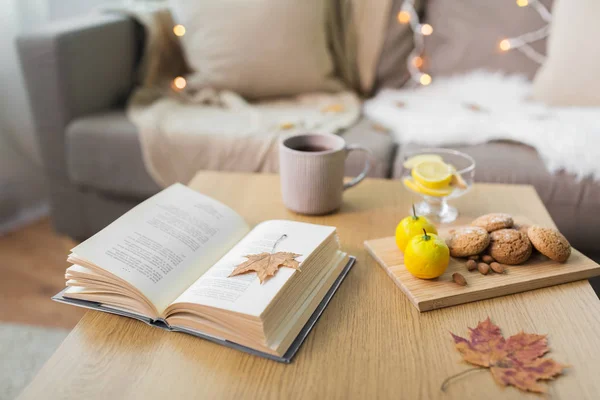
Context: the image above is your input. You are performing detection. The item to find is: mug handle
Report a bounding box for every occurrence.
[343,144,373,190]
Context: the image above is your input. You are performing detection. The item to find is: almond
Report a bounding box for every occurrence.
[452,272,467,286]
[482,255,495,264]
[490,262,505,274]
[468,255,480,261]
[478,262,490,275]
[466,260,477,271]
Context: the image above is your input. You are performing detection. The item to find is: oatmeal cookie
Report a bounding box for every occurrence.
[472,213,514,232]
[527,226,571,262]
[488,229,532,265]
[446,226,490,257]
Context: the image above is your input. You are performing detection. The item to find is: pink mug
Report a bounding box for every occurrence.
[279,133,372,215]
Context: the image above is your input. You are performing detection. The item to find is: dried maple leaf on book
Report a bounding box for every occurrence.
[446,317,568,393]
[229,252,302,284]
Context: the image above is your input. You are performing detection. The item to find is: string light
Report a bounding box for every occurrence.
[401,0,430,86]
[420,24,433,36]
[397,11,411,24]
[172,76,187,90]
[499,0,551,64]
[400,0,551,87]
[499,39,511,51]
[173,24,186,37]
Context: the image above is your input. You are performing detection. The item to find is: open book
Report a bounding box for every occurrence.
[54,183,354,362]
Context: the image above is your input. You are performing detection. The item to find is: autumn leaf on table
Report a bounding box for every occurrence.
[229,252,302,284]
[447,317,568,393]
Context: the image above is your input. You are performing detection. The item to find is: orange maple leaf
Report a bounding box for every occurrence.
[450,318,568,393]
[228,252,301,284]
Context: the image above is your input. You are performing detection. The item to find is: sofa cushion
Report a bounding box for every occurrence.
[393,141,600,253]
[66,111,396,198]
[423,0,553,80]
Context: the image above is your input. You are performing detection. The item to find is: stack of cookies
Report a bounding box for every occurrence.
[446,213,571,275]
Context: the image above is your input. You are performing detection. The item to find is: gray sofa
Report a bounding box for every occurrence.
[17,13,600,258]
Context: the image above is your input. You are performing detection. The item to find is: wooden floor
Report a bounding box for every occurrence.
[0,218,84,329]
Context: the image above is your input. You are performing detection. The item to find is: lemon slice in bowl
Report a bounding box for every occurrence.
[403,177,453,197]
[446,163,468,189]
[403,154,444,169]
[411,160,453,189]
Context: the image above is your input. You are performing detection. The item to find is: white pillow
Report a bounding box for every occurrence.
[170,0,344,99]
[533,0,600,106]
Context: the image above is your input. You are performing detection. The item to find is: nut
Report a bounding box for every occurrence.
[477,262,490,275]
[482,255,495,264]
[466,260,477,271]
[490,262,505,274]
[452,272,467,286]
[468,255,480,261]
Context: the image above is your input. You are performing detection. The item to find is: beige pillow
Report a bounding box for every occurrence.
[170,0,343,99]
[533,0,600,106]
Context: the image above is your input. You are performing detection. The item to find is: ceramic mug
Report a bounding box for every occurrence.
[279,133,372,215]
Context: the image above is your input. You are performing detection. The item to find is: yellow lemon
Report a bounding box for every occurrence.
[411,160,453,189]
[404,231,449,279]
[403,154,444,169]
[403,177,453,197]
[395,208,437,252]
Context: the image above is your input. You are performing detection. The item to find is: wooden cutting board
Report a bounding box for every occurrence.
[365,220,600,312]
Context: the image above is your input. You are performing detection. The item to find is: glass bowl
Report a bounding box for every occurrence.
[400,148,475,223]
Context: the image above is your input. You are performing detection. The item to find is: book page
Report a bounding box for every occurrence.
[170,220,336,317]
[71,183,250,313]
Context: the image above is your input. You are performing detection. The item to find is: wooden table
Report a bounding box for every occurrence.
[21,172,600,399]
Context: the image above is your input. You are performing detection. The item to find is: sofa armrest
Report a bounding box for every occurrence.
[17,13,139,182]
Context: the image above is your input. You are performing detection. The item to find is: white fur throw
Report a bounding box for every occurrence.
[364,71,600,180]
